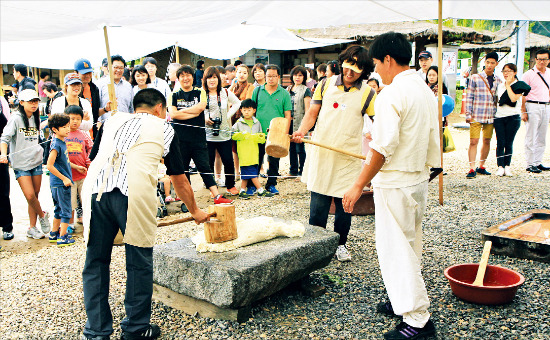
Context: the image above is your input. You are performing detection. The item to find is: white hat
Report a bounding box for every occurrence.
[18,89,40,102]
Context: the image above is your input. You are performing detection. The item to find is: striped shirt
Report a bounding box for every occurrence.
[463,71,502,124]
[92,113,175,196]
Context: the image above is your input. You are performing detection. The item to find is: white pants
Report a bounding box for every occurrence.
[525,102,550,167]
[374,181,430,328]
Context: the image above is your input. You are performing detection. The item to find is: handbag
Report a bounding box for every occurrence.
[443,127,455,153]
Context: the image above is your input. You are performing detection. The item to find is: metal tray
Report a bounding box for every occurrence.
[481,209,550,263]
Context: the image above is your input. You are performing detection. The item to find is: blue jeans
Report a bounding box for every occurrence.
[289,142,306,175]
[309,191,351,245]
[13,164,42,179]
[494,115,521,167]
[50,186,72,224]
[82,189,153,337]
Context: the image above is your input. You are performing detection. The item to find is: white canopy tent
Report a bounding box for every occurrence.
[3,1,550,42]
[0,24,351,69]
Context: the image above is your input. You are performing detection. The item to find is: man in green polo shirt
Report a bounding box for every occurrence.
[250,64,292,195]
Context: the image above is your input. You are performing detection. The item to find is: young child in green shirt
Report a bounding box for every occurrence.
[232,99,273,199]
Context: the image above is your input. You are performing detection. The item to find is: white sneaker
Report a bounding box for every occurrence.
[38,211,51,233]
[27,226,45,239]
[504,166,513,176]
[217,178,226,187]
[496,167,505,177]
[336,245,352,262]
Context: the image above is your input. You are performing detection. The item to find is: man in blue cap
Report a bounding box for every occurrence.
[75,58,101,137]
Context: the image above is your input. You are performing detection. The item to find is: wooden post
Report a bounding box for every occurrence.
[175,43,180,64]
[60,69,66,87]
[33,67,39,84]
[103,26,118,113]
[437,0,444,206]
[308,49,315,64]
[471,50,480,74]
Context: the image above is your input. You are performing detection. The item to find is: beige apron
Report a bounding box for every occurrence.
[82,113,164,248]
[302,79,366,198]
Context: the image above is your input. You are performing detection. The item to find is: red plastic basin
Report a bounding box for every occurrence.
[444,264,525,305]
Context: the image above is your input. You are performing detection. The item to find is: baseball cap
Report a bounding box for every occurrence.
[74,58,93,74]
[18,89,39,102]
[418,51,432,59]
[64,73,82,85]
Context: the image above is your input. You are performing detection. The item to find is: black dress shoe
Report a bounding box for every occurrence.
[537,164,550,171]
[526,165,542,173]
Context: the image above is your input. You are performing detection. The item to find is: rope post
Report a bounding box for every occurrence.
[103,26,118,113]
[437,0,444,205]
[175,43,180,64]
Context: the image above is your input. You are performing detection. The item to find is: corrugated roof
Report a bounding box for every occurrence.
[294,21,495,43]
[460,22,550,51]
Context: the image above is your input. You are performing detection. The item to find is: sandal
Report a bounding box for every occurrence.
[165,196,175,203]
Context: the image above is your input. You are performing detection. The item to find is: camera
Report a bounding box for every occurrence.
[211,116,222,136]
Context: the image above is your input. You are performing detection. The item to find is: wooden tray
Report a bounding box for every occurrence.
[481,209,550,263]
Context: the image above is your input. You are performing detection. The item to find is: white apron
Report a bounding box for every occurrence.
[82,113,164,248]
[302,79,366,198]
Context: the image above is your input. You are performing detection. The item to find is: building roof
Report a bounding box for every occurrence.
[460,22,550,51]
[294,21,495,44]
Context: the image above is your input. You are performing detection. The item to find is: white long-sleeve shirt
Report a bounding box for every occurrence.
[370,70,441,188]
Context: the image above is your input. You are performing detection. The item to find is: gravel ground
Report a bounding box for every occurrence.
[1,125,550,339]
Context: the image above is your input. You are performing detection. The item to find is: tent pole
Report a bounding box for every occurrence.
[0,64,4,97]
[175,43,180,64]
[103,26,118,113]
[438,0,444,205]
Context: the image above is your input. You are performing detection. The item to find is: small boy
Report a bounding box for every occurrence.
[232,99,274,199]
[64,105,92,232]
[46,113,86,246]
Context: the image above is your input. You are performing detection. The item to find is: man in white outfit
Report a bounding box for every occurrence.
[343,32,440,340]
[521,48,550,173]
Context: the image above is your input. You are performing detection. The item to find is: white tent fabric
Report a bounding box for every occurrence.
[2,0,550,69]
[245,1,550,28]
[0,27,177,70]
[0,24,351,69]
[3,1,550,44]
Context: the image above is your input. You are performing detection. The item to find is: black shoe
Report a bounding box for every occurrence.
[181,203,189,213]
[466,170,476,178]
[3,231,14,240]
[384,320,436,339]
[377,301,398,317]
[81,334,110,340]
[537,164,550,171]
[121,324,161,340]
[476,167,491,175]
[526,165,542,173]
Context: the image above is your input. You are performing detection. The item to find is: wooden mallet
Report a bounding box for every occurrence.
[265,117,366,160]
[157,204,238,244]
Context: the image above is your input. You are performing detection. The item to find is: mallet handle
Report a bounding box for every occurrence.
[158,212,216,227]
[298,137,366,160]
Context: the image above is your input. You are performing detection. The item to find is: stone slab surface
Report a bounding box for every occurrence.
[153,225,339,309]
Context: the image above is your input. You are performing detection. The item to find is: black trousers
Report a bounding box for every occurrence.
[180,141,217,189]
[0,163,13,232]
[289,142,306,175]
[257,143,280,187]
[309,191,351,245]
[207,140,235,189]
[82,189,153,337]
[494,115,521,167]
